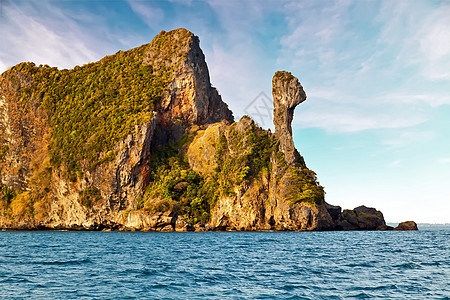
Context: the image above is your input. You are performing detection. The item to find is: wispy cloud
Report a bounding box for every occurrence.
[126,1,164,29]
[0,2,99,72]
[0,1,145,73]
[274,1,450,133]
[198,1,283,121]
[293,89,433,133]
[437,158,450,164]
[417,5,450,80]
[381,131,435,149]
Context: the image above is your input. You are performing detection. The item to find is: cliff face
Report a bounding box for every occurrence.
[0,29,232,230]
[0,28,385,231]
[149,29,233,145]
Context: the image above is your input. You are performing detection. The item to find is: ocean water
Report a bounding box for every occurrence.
[0,226,449,299]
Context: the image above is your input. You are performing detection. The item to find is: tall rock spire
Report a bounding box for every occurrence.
[272,71,306,165]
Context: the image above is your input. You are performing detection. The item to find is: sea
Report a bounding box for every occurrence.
[0,225,449,299]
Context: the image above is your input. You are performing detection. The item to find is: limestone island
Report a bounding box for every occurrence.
[0,29,416,231]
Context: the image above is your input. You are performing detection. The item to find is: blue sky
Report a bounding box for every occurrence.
[1,0,449,223]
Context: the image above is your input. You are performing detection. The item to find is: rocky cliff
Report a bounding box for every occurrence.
[0,28,231,230]
[189,71,333,231]
[0,28,404,231]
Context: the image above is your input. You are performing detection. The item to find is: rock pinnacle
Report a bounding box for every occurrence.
[272,71,306,165]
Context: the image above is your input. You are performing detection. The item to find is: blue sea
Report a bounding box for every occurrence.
[1,225,449,299]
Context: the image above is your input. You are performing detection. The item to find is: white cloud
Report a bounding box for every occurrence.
[295,106,427,133]
[0,1,147,74]
[275,1,450,133]
[293,89,434,133]
[381,131,435,149]
[417,6,450,80]
[389,160,401,167]
[376,1,450,81]
[198,1,280,125]
[0,2,103,72]
[437,158,450,164]
[205,43,272,122]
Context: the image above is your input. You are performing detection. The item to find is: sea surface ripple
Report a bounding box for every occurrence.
[0,225,449,299]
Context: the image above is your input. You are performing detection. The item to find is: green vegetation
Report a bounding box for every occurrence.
[0,28,324,225]
[6,44,167,180]
[140,121,281,224]
[141,118,324,224]
[274,70,295,82]
[0,145,8,160]
[2,29,195,181]
[141,140,219,224]
[214,121,278,190]
[285,167,324,205]
[0,187,35,219]
[80,187,102,208]
[1,186,16,205]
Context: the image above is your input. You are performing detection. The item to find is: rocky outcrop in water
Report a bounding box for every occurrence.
[335,205,389,230]
[395,221,418,231]
[336,205,386,230]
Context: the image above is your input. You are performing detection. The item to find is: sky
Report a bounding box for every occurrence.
[1,0,449,223]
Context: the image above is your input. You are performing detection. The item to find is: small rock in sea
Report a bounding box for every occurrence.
[395,221,418,231]
[376,224,394,231]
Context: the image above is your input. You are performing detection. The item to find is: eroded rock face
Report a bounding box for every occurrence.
[175,219,195,232]
[272,71,307,165]
[199,71,333,231]
[123,210,177,231]
[326,203,342,225]
[152,29,233,145]
[0,76,48,191]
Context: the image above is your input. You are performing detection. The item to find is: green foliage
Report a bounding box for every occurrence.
[141,143,219,224]
[1,186,16,205]
[274,71,295,82]
[216,118,324,206]
[0,145,8,160]
[285,167,324,205]
[214,122,278,190]
[6,42,171,179]
[0,187,35,219]
[1,28,325,222]
[357,212,373,218]
[80,187,102,208]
